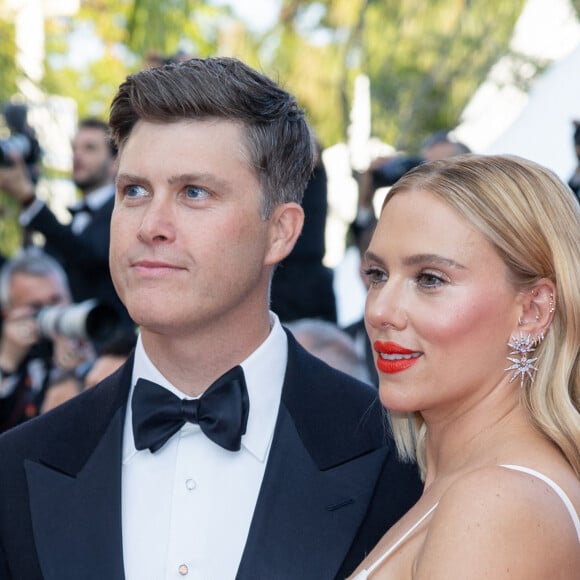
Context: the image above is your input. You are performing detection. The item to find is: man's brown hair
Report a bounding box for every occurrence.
[109,57,315,217]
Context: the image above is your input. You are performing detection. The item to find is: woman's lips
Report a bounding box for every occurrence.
[373,341,422,374]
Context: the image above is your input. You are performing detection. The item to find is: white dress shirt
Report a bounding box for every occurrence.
[122,314,287,580]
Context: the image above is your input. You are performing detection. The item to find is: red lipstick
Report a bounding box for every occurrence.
[373,341,422,374]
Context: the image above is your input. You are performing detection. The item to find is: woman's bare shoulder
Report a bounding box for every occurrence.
[413,465,580,580]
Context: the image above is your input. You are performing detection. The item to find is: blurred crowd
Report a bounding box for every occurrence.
[0,52,578,436]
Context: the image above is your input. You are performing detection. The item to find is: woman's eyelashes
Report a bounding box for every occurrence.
[362,265,449,290]
[363,266,388,286]
[415,271,448,289]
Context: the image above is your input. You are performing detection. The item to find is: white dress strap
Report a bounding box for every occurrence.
[350,502,439,580]
[500,464,580,543]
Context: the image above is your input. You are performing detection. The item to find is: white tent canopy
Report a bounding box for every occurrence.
[484,40,580,181]
[455,0,580,180]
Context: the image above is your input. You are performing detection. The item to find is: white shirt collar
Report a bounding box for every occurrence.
[123,313,288,463]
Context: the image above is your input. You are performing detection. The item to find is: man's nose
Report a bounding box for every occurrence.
[136,196,177,243]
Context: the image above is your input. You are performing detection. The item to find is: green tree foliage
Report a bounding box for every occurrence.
[260,0,529,151]
[41,0,238,120]
[0,16,16,104]
[2,0,570,255]
[126,0,227,56]
[43,0,135,121]
[41,0,535,151]
[365,0,532,151]
[0,12,20,257]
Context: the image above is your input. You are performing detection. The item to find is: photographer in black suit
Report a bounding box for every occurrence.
[270,141,337,323]
[0,118,131,327]
[353,130,471,233]
[567,120,580,204]
[0,248,94,432]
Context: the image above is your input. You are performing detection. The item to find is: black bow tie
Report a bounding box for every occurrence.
[131,366,249,453]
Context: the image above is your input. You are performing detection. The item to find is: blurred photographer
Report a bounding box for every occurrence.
[0,103,41,183]
[353,130,471,231]
[0,118,132,328]
[567,120,580,204]
[0,249,94,433]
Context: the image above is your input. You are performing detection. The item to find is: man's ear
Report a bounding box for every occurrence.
[514,278,557,339]
[264,202,304,266]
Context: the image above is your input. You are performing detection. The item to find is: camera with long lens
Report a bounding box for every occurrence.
[0,103,42,182]
[35,299,121,344]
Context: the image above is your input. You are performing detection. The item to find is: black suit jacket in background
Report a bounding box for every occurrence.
[0,333,422,579]
[271,162,338,323]
[26,193,132,328]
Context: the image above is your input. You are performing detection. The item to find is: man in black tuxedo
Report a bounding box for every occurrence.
[0,57,421,580]
[0,118,131,327]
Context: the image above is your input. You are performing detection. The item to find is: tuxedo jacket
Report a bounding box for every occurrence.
[0,333,421,579]
[0,352,53,433]
[27,194,132,328]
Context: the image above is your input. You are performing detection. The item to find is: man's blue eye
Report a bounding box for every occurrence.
[185,186,209,200]
[125,184,147,198]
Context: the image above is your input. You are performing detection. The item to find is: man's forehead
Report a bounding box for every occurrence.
[9,273,68,307]
[12,271,65,289]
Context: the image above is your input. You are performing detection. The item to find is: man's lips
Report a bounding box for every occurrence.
[131,260,186,274]
[373,341,422,374]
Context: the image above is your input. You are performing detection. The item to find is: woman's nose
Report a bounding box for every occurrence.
[365,282,408,332]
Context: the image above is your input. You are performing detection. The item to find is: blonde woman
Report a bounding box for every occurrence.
[351,154,580,579]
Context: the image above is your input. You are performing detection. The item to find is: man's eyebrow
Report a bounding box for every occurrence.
[115,173,149,187]
[166,172,231,191]
[115,172,231,192]
[363,250,466,270]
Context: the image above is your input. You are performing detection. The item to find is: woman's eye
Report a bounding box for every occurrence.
[124,184,148,198]
[363,267,388,285]
[416,272,446,288]
[184,185,210,200]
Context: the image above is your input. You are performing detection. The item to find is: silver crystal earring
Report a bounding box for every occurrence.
[505,332,540,387]
[549,293,556,313]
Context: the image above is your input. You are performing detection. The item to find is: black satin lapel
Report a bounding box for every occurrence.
[25,408,125,580]
[236,406,387,580]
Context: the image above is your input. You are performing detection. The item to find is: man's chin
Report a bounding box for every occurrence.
[127,308,176,334]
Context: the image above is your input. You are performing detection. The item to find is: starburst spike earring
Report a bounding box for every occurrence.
[505,332,540,387]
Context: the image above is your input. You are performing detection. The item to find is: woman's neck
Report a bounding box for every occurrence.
[422,387,525,486]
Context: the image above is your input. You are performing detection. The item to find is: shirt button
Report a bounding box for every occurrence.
[185,478,196,491]
[178,563,189,575]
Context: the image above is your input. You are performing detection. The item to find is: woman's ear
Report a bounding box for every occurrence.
[264,202,304,266]
[515,278,557,340]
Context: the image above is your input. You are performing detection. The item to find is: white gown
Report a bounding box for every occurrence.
[351,464,580,579]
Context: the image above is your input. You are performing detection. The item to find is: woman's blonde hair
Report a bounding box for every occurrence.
[381,154,580,477]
